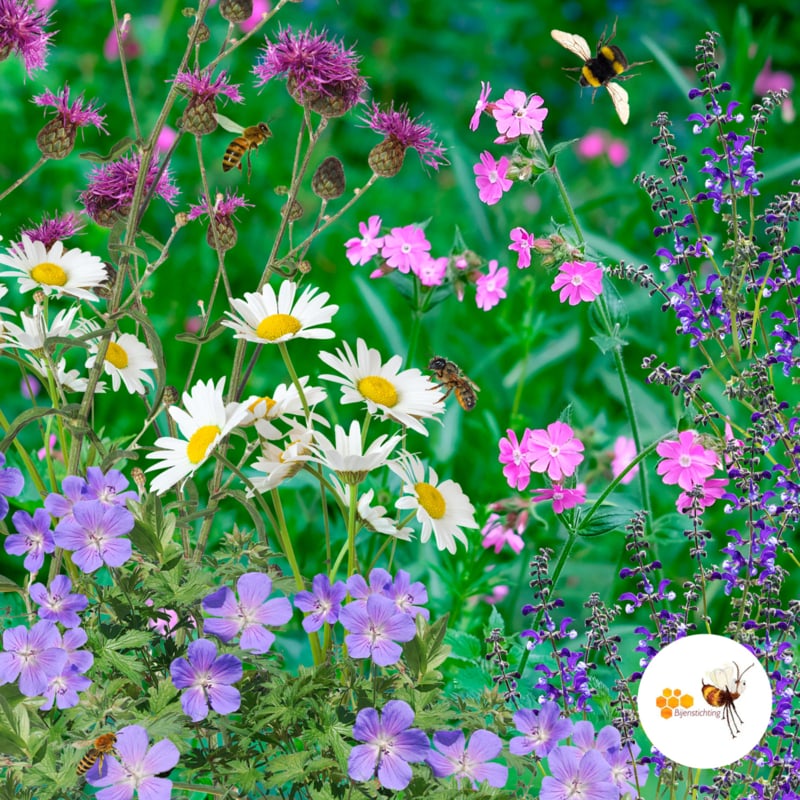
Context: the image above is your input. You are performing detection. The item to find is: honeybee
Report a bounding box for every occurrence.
[428,356,479,411]
[215,113,272,178]
[550,21,649,125]
[76,733,117,778]
[701,661,754,738]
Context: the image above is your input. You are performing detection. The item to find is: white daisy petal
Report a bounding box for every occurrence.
[246,426,315,494]
[85,333,157,395]
[308,420,400,484]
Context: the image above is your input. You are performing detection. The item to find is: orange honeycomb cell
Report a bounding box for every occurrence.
[656,696,667,708]
[662,688,673,697]
[667,696,679,708]
[661,707,673,719]
[680,694,694,708]
[674,689,682,696]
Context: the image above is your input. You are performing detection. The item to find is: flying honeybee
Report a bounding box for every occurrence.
[428,356,479,411]
[76,733,117,778]
[215,113,272,179]
[701,661,754,739]
[550,21,650,124]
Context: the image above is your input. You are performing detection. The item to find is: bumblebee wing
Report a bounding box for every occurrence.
[606,81,630,125]
[705,664,734,689]
[213,113,245,134]
[551,30,592,61]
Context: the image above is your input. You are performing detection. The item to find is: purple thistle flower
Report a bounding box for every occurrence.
[30,575,88,628]
[5,507,55,572]
[53,500,133,573]
[346,567,392,604]
[385,569,429,620]
[540,746,618,800]
[59,627,93,673]
[427,729,508,789]
[17,211,84,249]
[202,572,292,654]
[44,474,87,520]
[86,724,180,800]
[509,702,574,758]
[363,101,448,171]
[33,84,106,131]
[0,452,24,520]
[0,0,54,76]
[83,466,139,507]
[175,67,243,103]
[187,190,252,222]
[348,700,429,790]
[79,154,179,227]
[253,25,367,116]
[40,664,92,710]
[0,620,67,696]
[294,573,347,633]
[170,638,242,722]
[339,595,416,667]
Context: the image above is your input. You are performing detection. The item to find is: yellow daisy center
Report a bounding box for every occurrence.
[248,395,276,414]
[357,375,398,407]
[105,341,129,369]
[30,261,67,287]
[256,314,302,341]
[186,424,221,464]
[415,481,446,519]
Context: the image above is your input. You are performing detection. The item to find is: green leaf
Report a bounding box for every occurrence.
[550,138,580,158]
[578,506,638,538]
[262,751,312,789]
[444,629,482,663]
[96,649,146,683]
[0,576,24,594]
[104,629,154,650]
[79,136,135,163]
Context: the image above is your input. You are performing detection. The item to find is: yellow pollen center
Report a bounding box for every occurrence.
[357,375,398,407]
[256,314,302,341]
[415,482,446,519]
[30,261,67,287]
[105,341,129,369]
[186,424,221,464]
[249,395,276,414]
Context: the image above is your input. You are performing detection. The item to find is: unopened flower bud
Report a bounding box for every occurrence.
[188,21,210,43]
[174,212,189,228]
[297,259,312,274]
[282,199,304,222]
[311,156,346,199]
[219,0,253,22]
[131,466,146,492]
[164,385,179,406]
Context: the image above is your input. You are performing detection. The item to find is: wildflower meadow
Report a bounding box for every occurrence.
[1,2,800,799]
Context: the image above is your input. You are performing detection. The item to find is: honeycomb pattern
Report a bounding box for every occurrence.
[656,687,694,718]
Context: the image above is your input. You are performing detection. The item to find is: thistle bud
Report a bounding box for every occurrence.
[311,157,346,199]
[282,199,304,222]
[368,136,405,177]
[219,0,253,22]
[188,21,210,43]
[164,385,179,407]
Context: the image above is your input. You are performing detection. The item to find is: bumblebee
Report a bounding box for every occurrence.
[215,113,272,178]
[550,21,649,124]
[428,356,479,411]
[701,662,754,739]
[76,733,117,778]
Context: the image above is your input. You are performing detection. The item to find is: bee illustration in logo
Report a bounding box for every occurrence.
[550,21,650,124]
[215,113,272,179]
[76,732,118,778]
[428,356,479,411]
[701,661,754,738]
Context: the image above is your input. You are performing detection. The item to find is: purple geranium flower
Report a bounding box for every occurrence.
[86,724,180,800]
[0,620,66,696]
[509,702,574,758]
[0,0,54,76]
[348,700,429,790]
[541,746,618,800]
[30,575,88,628]
[385,570,429,620]
[339,595,416,667]
[59,627,94,673]
[170,638,242,722]
[0,452,24,519]
[40,664,92,710]
[44,474,87,519]
[5,507,54,572]
[572,721,620,755]
[294,573,347,633]
[605,741,649,796]
[83,466,139,507]
[54,500,133,573]
[427,729,508,789]
[346,567,392,604]
[202,572,292,654]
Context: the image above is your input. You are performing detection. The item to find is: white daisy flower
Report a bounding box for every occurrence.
[318,338,444,436]
[0,284,13,332]
[222,280,338,344]
[329,477,413,540]
[241,376,328,439]
[25,355,107,394]
[85,333,157,395]
[390,453,477,554]
[247,426,315,494]
[0,305,82,352]
[146,377,248,495]
[308,419,401,485]
[0,235,107,302]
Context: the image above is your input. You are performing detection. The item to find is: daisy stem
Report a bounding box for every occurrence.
[347,482,359,578]
[0,156,46,203]
[0,408,46,497]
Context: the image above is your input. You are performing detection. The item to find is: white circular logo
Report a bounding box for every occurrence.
[637,634,772,768]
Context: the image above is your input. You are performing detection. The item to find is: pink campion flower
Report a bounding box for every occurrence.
[754,58,795,123]
[483,585,509,605]
[531,484,587,514]
[655,430,718,491]
[509,226,534,269]
[381,224,431,274]
[676,477,729,516]
[474,151,512,206]
[239,0,270,32]
[469,80,492,131]
[527,421,585,481]
[476,260,508,311]
[551,260,604,305]
[156,125,178,153]
[345,215,384,266]
[607,139,629,167]
[577,130,606,159]
[414,255,448,287]
[611,435,639,485]
[492,89,548,140]
[482,513,524,554]
[499,429,533,490]
[103,15,140,61]
[0,0,54,75]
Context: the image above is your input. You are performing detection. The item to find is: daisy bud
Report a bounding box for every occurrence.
[368,136,406,178]
[311,156,346,199]
[33,290,46,304]
[131,467,146,492]
[282,199,304,222]
[36,118,77,159]
[219,0,253,23]
[164,385,179,406]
